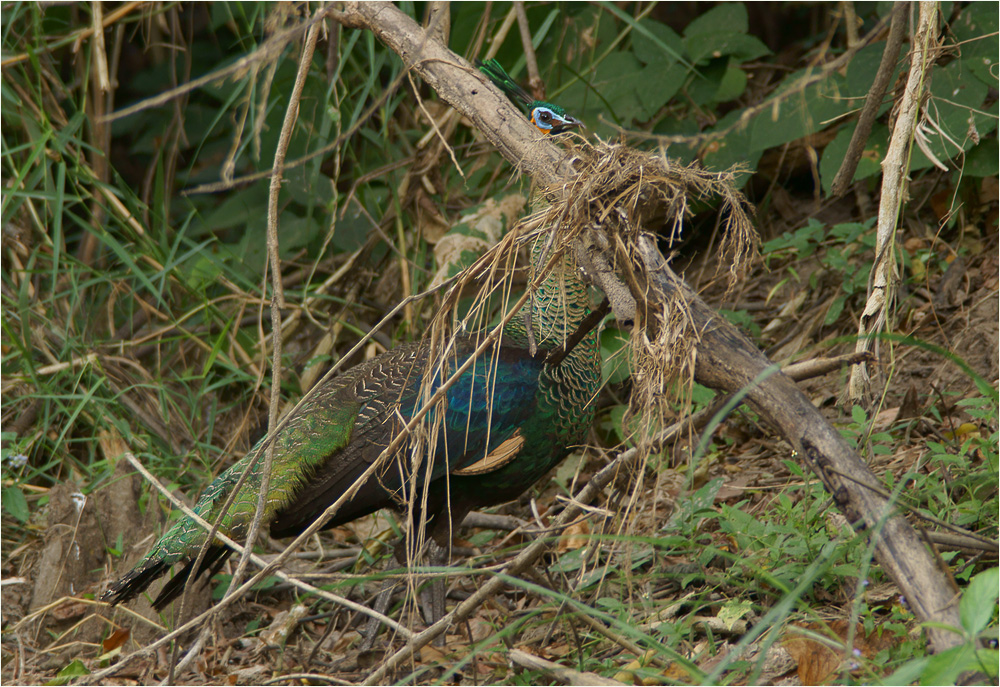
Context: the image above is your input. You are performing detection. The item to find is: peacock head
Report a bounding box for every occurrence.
[527,103,583,135]
[476,58,583,136]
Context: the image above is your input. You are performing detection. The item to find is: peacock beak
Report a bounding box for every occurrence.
[550,114,584,135]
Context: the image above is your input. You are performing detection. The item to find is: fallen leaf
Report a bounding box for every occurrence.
[871,406,900,431]
[783,621,894,685]
[542,642,574,659]
[782,627,840,685]
[943,422,980,441]
[556,519,591,553]
[419,644,448,663]
[102,628,130,652]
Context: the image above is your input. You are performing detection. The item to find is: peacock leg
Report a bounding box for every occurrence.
[420,504,472,646]
[419,539,448,647]
[358,539,408,652]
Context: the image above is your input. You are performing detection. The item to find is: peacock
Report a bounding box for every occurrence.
[101,237,601,610]
[476,58,583,134]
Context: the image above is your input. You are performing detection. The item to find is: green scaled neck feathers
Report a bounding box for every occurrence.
[476,58,583,135]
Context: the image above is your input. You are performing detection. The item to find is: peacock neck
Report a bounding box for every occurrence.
[504,237,592,356]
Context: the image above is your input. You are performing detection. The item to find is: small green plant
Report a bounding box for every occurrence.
[760,218,879,326]
[1,431,31,524]
[883,567,999,685]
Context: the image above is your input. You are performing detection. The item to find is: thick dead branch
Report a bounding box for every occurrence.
[343,1,574,186]
[509,649,625,686]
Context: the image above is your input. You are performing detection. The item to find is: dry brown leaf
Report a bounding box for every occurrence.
[782,620,894,685]
[102,627,130,652]
[419,644,448,663]
[871,406,901,431]
[542,642,575,659]
[782,628,841,685]
[556,519,591,553]
[613,649,665,685]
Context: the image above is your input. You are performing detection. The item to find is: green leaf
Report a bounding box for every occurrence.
[910,59,994,172]
[606,404,629,444]
[3,485,29,523]
[549,547,584,573]
[718,308,761,339]
[691,383,716,407]
[699,107,762,174]
[46,659,90,686]
[845,42,902,102]
[687,59,731,106]
[951,2,999,87]
[820,121,891,195]
[554,451,586,490]
[631,18,685,66]
[714,64,748,102]
[183,251,226,292]
[749,68,849,152]
[686,32,769,65]
[600,327,632,385]
[717,599,754,629]
[684,4,748,38]
[636,61,687,118]
[592,52,646,125]
[965,137,1000,177]
[824,296,846,326]
[202,314,235,377]
[201,183,269,233]
[960,567,999,637]
[882,656,931,686]
[919,642,989,686]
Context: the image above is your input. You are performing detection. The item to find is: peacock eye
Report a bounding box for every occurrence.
[538,110,551,122]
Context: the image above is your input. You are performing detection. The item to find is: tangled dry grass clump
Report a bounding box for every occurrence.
[540,142,761,532]
[539,141,759,442]
[438,140,760,334]
[423,140,763,443]
[545,140,759,285]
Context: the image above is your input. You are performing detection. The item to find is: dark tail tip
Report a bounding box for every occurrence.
[102,545,232,610]
[101,558,169,607]
[150,546,231,610]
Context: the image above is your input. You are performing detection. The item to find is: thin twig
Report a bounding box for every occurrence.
[514,2,542,98]
[90,2,110,92]
[182,24,414,197]
[830,2,908,196]
[98,10,329,124]
[166,16,329,682]
[82,451,414,686]
[92,236,555,685]
[508,649,625,686]
[360,427,651,685]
